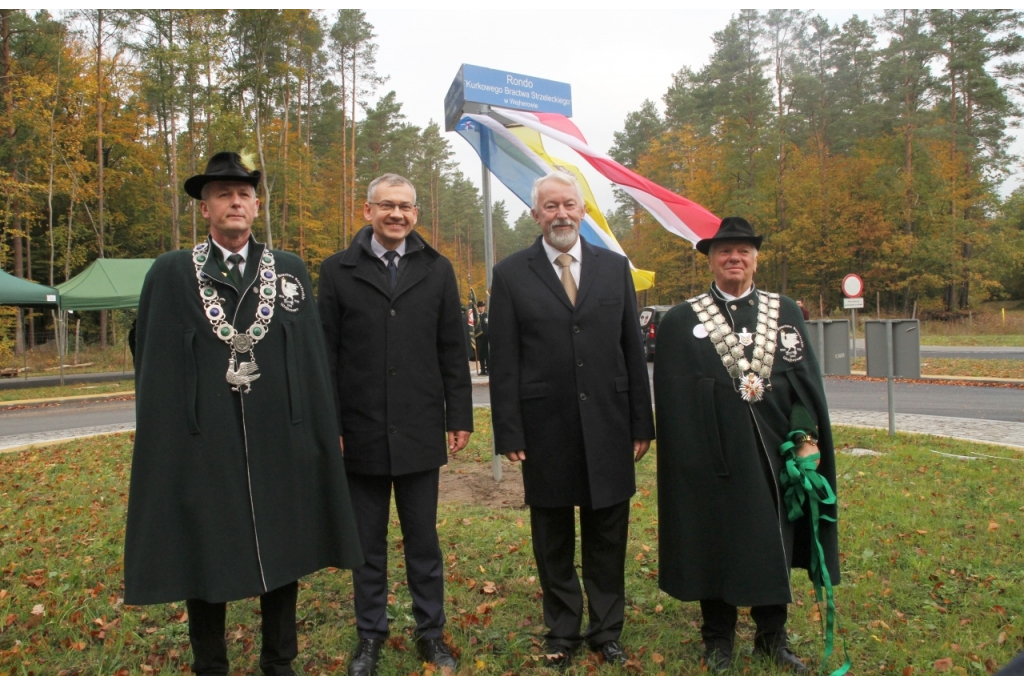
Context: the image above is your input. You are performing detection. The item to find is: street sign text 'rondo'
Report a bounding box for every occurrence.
[444,64,572,131]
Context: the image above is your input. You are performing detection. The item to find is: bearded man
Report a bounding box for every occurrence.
[488,171,655,669]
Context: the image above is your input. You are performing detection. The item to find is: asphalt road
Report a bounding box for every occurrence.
[0,373,1019,451]
[853,343,1024,360]
[471,376,1023,422]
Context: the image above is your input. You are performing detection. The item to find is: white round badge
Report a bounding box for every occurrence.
[693,324,709,339]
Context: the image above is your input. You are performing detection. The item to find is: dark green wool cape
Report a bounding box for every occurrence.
[653,287,840,607]
[124,237,363,606]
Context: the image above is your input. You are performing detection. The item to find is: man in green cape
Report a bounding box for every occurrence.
[124,152,363,675]
[654,217,840,673]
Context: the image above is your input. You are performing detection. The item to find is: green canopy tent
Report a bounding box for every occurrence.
[0,271,62,378]
[55,258,156,385]
[0,269,61,308]
[56,258,156,311]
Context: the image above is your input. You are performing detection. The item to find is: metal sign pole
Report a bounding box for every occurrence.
[481,160,500,483]
[817,322,826,378]
[886,320,896,437]
[851,308,857,365]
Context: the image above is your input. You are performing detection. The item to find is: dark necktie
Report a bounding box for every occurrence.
[384,251,399,289]
[226,253,244,287]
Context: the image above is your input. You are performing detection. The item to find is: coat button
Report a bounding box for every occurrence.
[579,393,587,401]
[748,299,755,305]
[389,425,397,434]
[576,359,584,367]
[730,304,737,311]
[390,309,396,317]
[390,368,397,375]
[573,325,580,333]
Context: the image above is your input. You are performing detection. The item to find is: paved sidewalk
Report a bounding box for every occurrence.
[831,410,1024,450]
[0,422,136,453]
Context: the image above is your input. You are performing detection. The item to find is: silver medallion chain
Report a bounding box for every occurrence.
[192,242,277,393]
[689,290,781,402]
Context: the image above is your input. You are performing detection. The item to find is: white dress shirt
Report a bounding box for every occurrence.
[211,237,250,273]
[370,235,407,265]
[713,282,755,301]
[542,237,582,288]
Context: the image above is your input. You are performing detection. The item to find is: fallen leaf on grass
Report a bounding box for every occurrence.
[998,632,1007,645]
[30,604,44,616]
[915,529,928,535]
[934,658,953,672]
[481,581,497,595]
[989,521,1000,532]
[986,659,998,675]
[992,606,1007,616]
[903,666,914,676]
[5,613,16,627]
[624,657,643,674]
[652,652,665,665]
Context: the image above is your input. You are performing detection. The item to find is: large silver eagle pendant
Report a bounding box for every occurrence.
[226,358,261,393]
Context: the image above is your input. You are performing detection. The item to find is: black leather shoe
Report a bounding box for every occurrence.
[755,645,809,674]
[417,637,457,670]
[593,640,628,665]
[348,638,384,676]
[542,644,575,670]
[703,646,732,674]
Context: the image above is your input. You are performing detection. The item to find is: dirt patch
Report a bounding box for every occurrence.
[439,456,525,508]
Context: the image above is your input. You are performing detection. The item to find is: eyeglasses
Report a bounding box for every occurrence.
[369,201,418,213]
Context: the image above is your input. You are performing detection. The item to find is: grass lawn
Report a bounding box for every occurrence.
[921,335,1024,348]
[1,408,1022,675]
[0,382,135,404]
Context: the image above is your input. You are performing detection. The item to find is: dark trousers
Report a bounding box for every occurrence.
[477,340,488,373]
[699,598,788,653]
[530,500,630,649]
[186,580,298,676]
[347,468,446,640]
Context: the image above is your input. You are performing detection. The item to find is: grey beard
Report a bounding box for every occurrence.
[547,224,579,250]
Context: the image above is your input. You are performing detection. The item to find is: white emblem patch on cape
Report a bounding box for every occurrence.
[277,274,306,312]
[778,324,805,362]
[693,323,709,339]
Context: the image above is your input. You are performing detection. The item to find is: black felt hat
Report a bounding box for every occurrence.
[695,216,763,255]
[184,151,261,199]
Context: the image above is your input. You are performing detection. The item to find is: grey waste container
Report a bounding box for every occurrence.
[805,319,851,375]
[865,319,921,378]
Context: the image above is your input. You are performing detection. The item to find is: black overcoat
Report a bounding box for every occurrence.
[653,288,840,607]
[124,237,364,606]
[489,236,656,509]
[317,226,473,476]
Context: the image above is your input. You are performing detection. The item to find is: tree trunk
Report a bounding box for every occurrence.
[280,73,290,251]
[350,47,357,240]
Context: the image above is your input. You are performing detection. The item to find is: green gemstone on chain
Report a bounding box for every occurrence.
[220,326,231,337]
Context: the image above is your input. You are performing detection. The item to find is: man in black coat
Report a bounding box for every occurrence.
[125,152,364,676]
[653,217,840,674]
[488,172,656,669]
[318,173,474,675]
[474,300,489,375]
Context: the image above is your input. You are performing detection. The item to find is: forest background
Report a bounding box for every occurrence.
[2,9,1024,355]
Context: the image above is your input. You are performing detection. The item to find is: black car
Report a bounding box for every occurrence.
[639,305,675,362]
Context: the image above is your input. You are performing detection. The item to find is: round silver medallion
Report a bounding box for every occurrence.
[232,333,253,353]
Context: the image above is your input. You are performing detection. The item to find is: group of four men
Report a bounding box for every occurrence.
[124,152,838,675]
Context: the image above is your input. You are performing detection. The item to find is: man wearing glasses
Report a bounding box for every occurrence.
[318,173,473,675]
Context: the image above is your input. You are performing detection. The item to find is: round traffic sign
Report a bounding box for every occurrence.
[841,273,863,298]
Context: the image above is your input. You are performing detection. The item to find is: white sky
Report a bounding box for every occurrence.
[365,7,1023,219]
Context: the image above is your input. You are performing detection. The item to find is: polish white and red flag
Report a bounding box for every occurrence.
[492,107,721,247]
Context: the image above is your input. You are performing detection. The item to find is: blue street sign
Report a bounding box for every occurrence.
[444,64,572,131]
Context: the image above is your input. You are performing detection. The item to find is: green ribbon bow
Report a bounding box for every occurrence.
[778,430,851,676]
